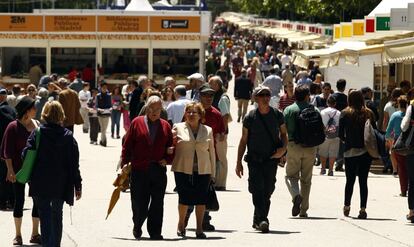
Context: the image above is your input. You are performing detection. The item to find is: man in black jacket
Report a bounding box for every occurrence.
[234,68,253,122]
[0,88,16,210]
[129,76,151,121]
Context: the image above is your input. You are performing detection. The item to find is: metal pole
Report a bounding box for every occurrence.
[380,52,384,100]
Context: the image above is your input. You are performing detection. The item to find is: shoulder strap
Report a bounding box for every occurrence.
[35,127,41,149]
[256,108,279,148]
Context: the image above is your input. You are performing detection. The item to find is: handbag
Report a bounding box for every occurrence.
[364,119,380,159]
[393,108,414,156]
[206,182,219,211]
[16,128,41,184]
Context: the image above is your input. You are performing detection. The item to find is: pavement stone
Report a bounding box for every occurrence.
[1,83,413,247]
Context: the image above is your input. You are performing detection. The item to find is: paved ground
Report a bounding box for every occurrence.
[1,85,414,247]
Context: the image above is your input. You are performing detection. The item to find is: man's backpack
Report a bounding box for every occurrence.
[325,111,338,139]
[294,105,325,147]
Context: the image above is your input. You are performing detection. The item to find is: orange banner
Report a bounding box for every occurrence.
[150,16,200,33]
[0,15,43,32]
[45,16,96,32]
[98,16,148,32]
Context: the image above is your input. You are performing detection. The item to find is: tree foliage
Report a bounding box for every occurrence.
[232,0,382,24]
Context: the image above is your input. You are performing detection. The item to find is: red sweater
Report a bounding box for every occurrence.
[121,116,173,171]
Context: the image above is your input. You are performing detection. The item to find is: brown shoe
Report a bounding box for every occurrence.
[30,234,42,244]
[13,236,22,245]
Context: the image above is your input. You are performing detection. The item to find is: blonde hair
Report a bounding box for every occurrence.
[184,102,205,123]
[41,101,65,124]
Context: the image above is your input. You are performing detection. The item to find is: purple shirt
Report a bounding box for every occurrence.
[0,120,31,172]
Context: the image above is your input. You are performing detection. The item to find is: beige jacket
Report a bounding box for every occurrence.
[172,122,216,178]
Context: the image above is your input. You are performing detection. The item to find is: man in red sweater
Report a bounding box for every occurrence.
[121,96,173,240]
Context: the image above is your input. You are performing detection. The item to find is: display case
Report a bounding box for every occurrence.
[51,48,95,75]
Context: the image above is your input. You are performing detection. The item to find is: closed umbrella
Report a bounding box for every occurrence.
[105,164,131,220]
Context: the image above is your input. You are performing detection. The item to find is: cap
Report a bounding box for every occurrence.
[199,83,215,94]
[15,96,35,118]
[164,76,175,83]
[0,88,7,95]
[253,85,272,97]
[187,73,205,82]
[273,64,280,70]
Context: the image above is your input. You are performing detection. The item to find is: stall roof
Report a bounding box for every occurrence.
[368,0,414,16]
[294,41,384,68]
[384,37,414,63]
[338,30,414,45]
[125,0,154,11]
[221,13,330,47]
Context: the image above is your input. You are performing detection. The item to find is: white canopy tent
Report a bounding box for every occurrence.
[125,0,154,11]
[153,0,172,7]
[369,0,414,16]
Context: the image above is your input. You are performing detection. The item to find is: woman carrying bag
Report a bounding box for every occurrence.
[22,101,82,247]
[0,96,41,246]
[338,90,376,219]
[172,102,216,239]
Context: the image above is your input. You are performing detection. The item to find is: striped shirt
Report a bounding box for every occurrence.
[279,93,295,111]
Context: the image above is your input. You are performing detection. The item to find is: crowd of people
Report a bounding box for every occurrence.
[0,20,413,245]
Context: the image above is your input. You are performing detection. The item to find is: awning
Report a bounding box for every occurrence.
[384,43,414,63]
[293,41,384,68]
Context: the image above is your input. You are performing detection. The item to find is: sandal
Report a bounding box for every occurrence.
[13,236,22,245]
[177,223,186,237]
[30,234,42,244]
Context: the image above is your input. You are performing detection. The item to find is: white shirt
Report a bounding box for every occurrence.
[321,107,340,127]
[401,105,412,132]
[281,55,291,69]
[384,101,397,117]
[167,97,192,124]
[78,90,91,108]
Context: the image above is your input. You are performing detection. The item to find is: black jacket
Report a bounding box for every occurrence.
[23,123,82,206]
[0,101,16,142]
[339,109,376,152]
[234,76,253,100]
[129,86,143,121]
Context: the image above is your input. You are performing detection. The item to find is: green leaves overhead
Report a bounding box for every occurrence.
[232,0,381,24]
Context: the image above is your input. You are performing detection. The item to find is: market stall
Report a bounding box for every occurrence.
[0,10,211,86]
[293,30,414,94]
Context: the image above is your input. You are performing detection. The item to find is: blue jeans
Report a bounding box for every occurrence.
[34,197,64,247]
[111,110,122,136]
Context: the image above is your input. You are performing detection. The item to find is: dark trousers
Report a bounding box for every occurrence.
[395,153,408,194]
[130,164,167,237]
[13,182,39,218]
[406,154,414,210]
[344,153,372,208]
[248,159,278,224]
[111,110,121,136]
[89,117,100,142]
[0,160,14,208]
[33,197,64,247]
